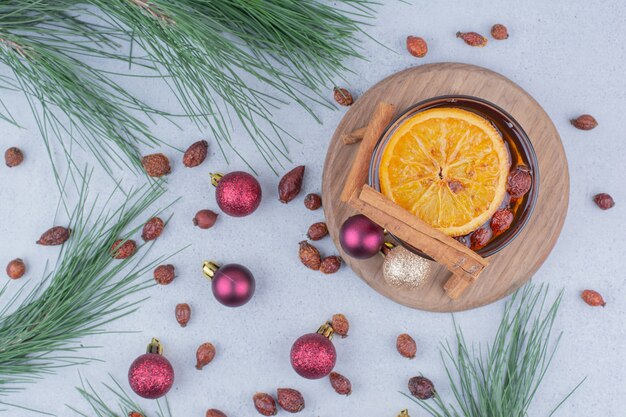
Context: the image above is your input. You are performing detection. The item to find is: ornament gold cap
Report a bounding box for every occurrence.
[381,241,395,256]
[147,337,163,355]
[317,322,334,340]
[202,261,220,280]
[210,172,224,187]
[398,410,410,417]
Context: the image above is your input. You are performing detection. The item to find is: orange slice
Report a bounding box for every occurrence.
[379,107,510,236]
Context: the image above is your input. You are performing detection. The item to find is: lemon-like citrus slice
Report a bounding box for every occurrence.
[379,107,510,236]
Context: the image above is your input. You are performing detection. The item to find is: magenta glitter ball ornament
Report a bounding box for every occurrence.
[128,338,174,399]
[202,261,255,307]
[211,171,262,217]
[290,323,337,379]
[339,214,384,259]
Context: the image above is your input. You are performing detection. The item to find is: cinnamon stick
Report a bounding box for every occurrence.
[349,185,488,296]
[442,275,471,300]
[341,126,367,145]
[340,102,396,203]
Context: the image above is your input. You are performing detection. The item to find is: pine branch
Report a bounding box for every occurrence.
[403,284,583,417]
[0,1,165,178]
[128,0,173,24]
[0,175,178,396]
[0,0,379,176]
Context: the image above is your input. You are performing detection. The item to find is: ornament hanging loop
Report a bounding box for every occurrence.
[317,322,334,340]
[146,337,163,355]
[210,172,224,187]
[202,261,220,280]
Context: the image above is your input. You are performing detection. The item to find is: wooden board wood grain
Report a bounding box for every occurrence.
[321,63,569,312]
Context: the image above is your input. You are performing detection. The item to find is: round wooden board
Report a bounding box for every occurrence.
[322,63,569,312]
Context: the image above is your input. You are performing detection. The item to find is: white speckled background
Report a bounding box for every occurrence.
[1,0,625,415]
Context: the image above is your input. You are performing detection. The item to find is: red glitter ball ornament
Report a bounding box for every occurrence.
[128,338,174,399]
[290,323,337,379]
[202,261,255,307]
[211,171,262,217]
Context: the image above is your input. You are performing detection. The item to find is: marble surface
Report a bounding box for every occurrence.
[1,0,624,415]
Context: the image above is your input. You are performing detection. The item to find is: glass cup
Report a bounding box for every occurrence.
[368,95,539,258]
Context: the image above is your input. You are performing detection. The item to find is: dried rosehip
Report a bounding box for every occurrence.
[277,388,305,413]
[396,333,417,359]
[333,87,353,106]
[111,239,137,259]
[183,140,209,167]
[408,376,435,399]
[456,31,488,47]
[141,153,171,177]
[142,217,164,241]
[253,393,277,416]
[5,147,24,167]
[279,166,305,203]
[406,36,428,58]
[196,342,216,370]
[128,412,144,417]
[299,241,321,270]
[37,226,71,246]
[307,222,328,241]
[507,167,532,199]
[175,303,191,327]
[594,193,614,210]
[329,371,352,395]
[320,256,341,274]
[194,209,218,229]
[304,193,322,210]
[470,228,492,250]
[571,114,598,130]
[331,314,349,337]
[490,209,514,236]
[491,24,509,40]
[154,264,176,285]
[581,289,606,307]
[6,258,26,279]
[206,410,227,417]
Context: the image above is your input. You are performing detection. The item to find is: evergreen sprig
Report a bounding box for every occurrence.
[403,285,584,417]
[0,1,163,180]
[0,176,177,396]
[0,0,379,175]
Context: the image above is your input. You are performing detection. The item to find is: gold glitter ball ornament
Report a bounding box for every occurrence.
[382,246,431,288]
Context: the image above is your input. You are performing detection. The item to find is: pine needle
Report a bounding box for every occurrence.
[69,375,172,417]
[0,174,179,396]
[402,284,583,417]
